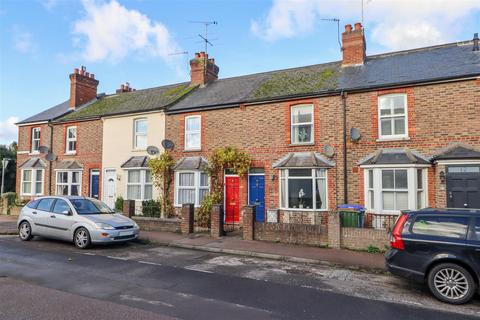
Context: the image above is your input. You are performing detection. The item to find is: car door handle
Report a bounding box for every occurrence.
[50,215,56,218]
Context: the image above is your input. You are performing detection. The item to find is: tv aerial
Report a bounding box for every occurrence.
[189,21,218,56]
[320,18,341,51]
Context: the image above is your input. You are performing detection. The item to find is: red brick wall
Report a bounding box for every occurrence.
[166,79,479,216]
[167,96,344,219]
[16,119,103,200]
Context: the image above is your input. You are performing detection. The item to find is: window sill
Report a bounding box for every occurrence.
[184,149,202,152]
[29,151,40,155]
[132,149,146,152]
[376,137,410,142]
[64,152,77,155]
[289,143,315,147]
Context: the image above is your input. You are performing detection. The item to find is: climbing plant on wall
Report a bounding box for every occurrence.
[148,152,175,218]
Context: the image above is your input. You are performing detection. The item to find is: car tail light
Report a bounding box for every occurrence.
[390,213,408,250]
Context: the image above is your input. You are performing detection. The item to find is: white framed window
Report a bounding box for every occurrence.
[378,94,408,139]
[126,169,152,200]
[184,116,201,150]
[133,119,147,149]
[31,128,41,153]
[56,170,81,196]
[291,104,314,144]
[279,168,327,210]
[364,167,428,213]
[65,126,77,153]
[174,171,209,207]
[20,169,44,196]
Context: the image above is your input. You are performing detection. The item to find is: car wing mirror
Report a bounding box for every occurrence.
[62,210,73,216]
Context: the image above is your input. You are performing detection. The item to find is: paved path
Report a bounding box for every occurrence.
[0,236,478,320]
[0,215,17,235]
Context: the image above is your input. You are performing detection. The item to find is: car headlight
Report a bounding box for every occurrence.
[133,222,139,229]
[95,223,115,230]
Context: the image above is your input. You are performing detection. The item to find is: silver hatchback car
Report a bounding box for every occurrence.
[17,196,140,249]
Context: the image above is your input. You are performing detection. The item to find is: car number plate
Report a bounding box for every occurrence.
[119,230,134,236]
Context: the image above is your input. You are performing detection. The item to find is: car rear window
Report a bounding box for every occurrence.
[411,215,469,239]
[473,218,480,241]
[36,198,56,212]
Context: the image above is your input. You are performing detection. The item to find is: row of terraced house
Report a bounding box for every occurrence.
[16,23,480,238]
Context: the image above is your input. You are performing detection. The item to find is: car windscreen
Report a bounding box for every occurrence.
[70,199,115,215]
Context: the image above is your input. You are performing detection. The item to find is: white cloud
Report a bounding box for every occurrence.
[251,0,480,50]
[0,117,19,145]
[40,0,58,11]
[73,0,181,63]
[12,26,36,53]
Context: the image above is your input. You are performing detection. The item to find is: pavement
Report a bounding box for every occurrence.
[140,230,387,271]
[1,236,478,319]
[1,214,385,271]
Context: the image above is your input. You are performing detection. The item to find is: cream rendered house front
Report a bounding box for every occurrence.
[102,111,165,209]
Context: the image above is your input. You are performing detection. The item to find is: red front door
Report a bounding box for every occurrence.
[225,176,240,224]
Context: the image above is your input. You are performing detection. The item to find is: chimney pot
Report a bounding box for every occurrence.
[80,67,85,76]
[85,72,90,77]
[473,33,479,51]
[90,73,95,79]
[345,24,352,32]
[120,84,125,90]
[354,22,362,30]
[74,68,79,74]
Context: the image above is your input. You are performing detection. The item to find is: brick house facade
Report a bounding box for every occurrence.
[16,67,103,201]
[165,23,480,224]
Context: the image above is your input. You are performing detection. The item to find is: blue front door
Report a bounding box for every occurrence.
[249,175,265,222]
[90,170,100,199]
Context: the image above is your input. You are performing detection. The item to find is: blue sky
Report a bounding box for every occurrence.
[1,0,479,145]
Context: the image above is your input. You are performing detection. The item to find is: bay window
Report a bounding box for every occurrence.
[31,127,41,153]
[279,168,327,210]
[378,94,408,139]
[364,167,428,213]
[56,171,81,196]
[174,171,209,206]
[291,105,313,144]
[21,169,44,196]
[184,115,201,150]
[126,169,152,200]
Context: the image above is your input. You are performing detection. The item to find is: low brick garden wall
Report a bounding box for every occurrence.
[132,217,181,233]
[253,222,328,246]
[340,227,389,251]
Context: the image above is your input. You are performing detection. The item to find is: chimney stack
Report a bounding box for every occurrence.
[190,51,219,86]
[116,82,135,94]
[473,33,479,52]
[69,66,99,110]
[342,22,366,66]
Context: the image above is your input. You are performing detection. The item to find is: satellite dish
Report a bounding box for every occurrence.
[38,146,49,154]
[146,146,160,156]
[45,152,57,162]
[350,128,361,142]
[323,145,335,157]
[161,139,174,150]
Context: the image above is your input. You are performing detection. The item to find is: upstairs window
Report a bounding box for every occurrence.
[378,94,407,139]
[184,116,201,150]
[291,105,313,144]
[133,119,147,149]
[31,127,41,153]
[66,126,77,153]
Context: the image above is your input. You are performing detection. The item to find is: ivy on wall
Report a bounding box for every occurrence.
[148,152,175,218]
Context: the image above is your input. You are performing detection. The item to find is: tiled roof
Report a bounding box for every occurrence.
[56,160,83,170]
[273,152,334,168]
[17,100,71,125]
[19,158,46,169]
[121,156,149,168]
[358,148,430,166]
[21,39,480,122]
[174,156,209,171]
[56,82,195,122]
[431,143,480,161]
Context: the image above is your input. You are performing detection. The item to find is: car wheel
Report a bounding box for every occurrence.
[428,263,476,304]
[19,221,33,241]
[74,227,91,249]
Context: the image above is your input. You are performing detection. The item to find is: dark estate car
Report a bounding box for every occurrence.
[386,208,480,304]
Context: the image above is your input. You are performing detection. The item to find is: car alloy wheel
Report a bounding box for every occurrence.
[428,263,475,304]
[19,221,32,241]
[74,228,91,249]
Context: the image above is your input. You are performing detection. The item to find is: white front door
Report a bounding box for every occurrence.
[103,169,116,209]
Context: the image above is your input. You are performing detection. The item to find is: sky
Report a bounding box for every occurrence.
[0,0,479,145]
